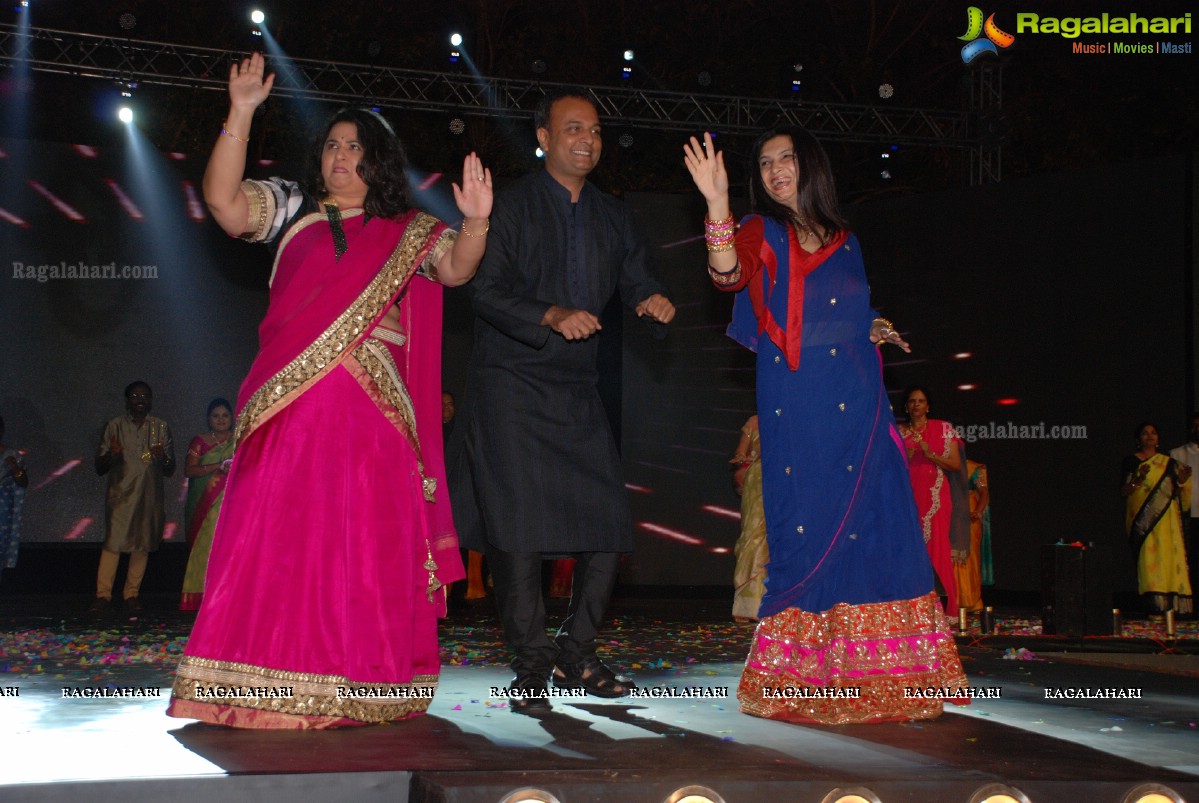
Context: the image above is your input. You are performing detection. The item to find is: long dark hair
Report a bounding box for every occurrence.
[748,127,848,243]
[305,107,412,219]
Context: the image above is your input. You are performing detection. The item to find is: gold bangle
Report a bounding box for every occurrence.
[221,124,249,143]
[461,218,489,237]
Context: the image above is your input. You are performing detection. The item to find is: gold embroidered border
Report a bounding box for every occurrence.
[737,592,968,724]
[235,212,440,446]
[172,655,438,723]
[421,229,457,282]
[239,179,274,242]
[345,341,435,502]
[739,668,944,725]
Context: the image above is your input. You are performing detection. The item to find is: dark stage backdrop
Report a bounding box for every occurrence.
[1,138,1194,596]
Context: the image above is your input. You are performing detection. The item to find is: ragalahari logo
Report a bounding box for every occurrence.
[959,7,1016,63]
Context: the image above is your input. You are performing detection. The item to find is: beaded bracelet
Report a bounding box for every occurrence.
[221,124,249,143]
[461,218,490,238]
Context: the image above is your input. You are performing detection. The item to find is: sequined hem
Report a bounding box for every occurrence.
[738,591,968,725]
[171,655,438,724]
[234,212,440,446]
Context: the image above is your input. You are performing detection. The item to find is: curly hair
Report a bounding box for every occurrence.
[305,107,412,219]
[747,127,848,244]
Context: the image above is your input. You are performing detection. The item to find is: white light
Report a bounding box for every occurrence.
[250,9,265,24]
[953,352,973,359]
[118,106,134,124]
[623,49,635,61]
[957,384,977,391]
[450,32,463,47]
[535,147,544,158]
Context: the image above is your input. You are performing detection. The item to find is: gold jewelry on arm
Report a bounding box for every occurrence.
[460,218,490,238]
[221,124,249,143]
[708,260,741,286]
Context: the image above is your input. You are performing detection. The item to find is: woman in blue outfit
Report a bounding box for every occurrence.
[684,129,967,724]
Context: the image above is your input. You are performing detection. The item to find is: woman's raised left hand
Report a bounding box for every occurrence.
[452,152,493,221]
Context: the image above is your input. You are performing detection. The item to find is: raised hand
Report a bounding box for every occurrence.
[683,132,728,203]
[452,152,494,221]
[228,52,275,112]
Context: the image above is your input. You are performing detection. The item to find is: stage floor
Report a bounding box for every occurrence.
[2,597,1198,802]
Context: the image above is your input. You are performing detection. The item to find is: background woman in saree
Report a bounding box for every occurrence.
[901,387,968,616]
[731,414,766,622]
[179,398,234,611]
[1122,422,1192,615]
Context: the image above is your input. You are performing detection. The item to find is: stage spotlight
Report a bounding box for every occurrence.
[118,12,136,30]
[879,82,894,98]
[791,79,802,91]
[698,70,712,87]
[621,66,632,79]
[1122,783,1186,803]
[498,789,561,803]
[618,133,633,148]
[663,786,726,803]
[450,32,463,46]
[117,106,134,124]
[966,782,1032,803]
[531,59,547,74]
[449,118,465,135]
[250,9,265,24]
[623,49,635,61]
[820,788,882,803]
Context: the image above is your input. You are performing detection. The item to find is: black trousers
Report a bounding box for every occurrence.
[485,546,620,677]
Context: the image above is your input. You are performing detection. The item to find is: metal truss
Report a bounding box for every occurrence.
[1,24,979,153]
[968,61,1004,185]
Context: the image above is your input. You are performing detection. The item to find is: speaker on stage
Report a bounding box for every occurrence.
[1082,539,1115,635]
[1041,544,1085,636]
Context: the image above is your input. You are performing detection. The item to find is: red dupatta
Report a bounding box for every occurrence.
[731,216,847,371]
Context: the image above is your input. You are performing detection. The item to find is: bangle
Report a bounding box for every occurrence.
[704,214,736,252]
[461,218,489,238]
[708,260,741,286]
[221,124,249,143]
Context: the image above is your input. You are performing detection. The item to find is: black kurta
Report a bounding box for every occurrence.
[449,170,667,553]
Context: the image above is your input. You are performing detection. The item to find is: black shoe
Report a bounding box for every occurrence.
[88,597,111,613]
[552,655,635,698]
[508,673,552,712]
[124,597,143,612]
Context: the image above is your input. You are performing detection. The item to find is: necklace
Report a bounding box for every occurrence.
[211,431,232,444]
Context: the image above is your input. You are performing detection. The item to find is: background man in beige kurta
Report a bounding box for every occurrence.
[92,381,175,611]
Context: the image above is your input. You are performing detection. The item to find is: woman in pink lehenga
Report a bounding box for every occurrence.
[167,53,492,729]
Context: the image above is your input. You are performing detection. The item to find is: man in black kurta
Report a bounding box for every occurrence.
[449,91,675,707]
